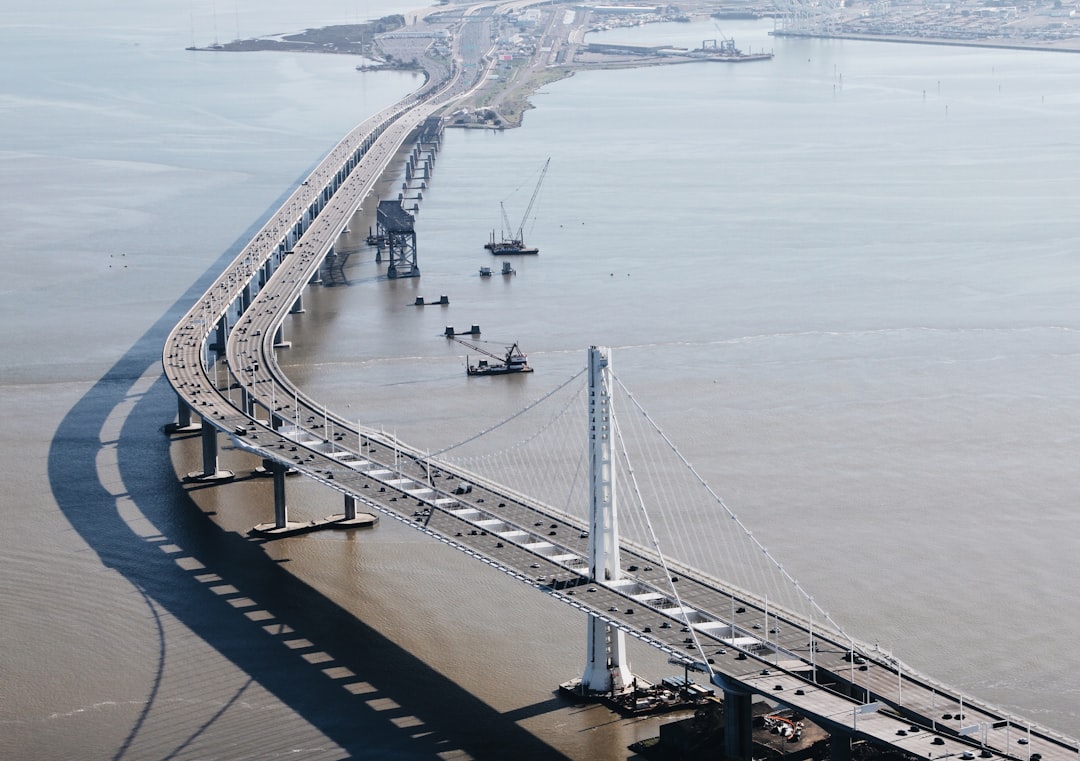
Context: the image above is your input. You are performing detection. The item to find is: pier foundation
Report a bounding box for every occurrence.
[165,397,201,434]
[185,422,234,482]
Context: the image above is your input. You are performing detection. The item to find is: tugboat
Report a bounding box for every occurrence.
[484,158,549,255]
[449,335,533,376]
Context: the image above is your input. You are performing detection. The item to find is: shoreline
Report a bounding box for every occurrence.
[185,4,1080,132]
[771,29,1080,55]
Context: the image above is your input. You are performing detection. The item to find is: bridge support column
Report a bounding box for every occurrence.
[290,293,305,314]
[185,421,234,482]
[580,346,632,695]
[211,316,227,353]
[251,460,299,535]
[178,398,193,428]
[272,460,288,528]
[723,686,754,761]
[344,494,357,521]
[830,732,853,761]
[165,397,201,434]
[273,325,290,349]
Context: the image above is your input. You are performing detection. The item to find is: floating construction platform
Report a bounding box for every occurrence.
[559,675,716,717]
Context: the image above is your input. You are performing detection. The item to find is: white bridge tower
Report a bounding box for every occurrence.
[580,346,633,694]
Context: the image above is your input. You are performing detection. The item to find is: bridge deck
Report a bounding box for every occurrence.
[162,7,1078,761]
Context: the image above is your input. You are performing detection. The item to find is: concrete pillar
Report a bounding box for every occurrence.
[830,733,853,761]
[344,494,357,521]
[177,397,194,429]
[581,346,631,694]
[290,293,305,314]
[213,316,227,352]
[166,396,202,434]
[201,423,217,474]
[186,422,234,482]
[273,324,290,349]
[241,283,251,313]
[723,687,754,761]
[272,460,288,529]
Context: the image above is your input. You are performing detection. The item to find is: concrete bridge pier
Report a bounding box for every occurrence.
[272,460,288,527]
[290,293,305,314]
[250,460,297,535]
[165,397,201,434]
[185,422,234,482]
[309,251,325,285]
[579,347,632,696]
[722,683,754,761]
[344,494,357,521]
[273,324,290,349]
[211,315,227,353]
[830,733,853,761]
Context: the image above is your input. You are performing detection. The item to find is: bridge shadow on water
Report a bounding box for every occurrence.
[47,220,576,759]
[321,248,355,287]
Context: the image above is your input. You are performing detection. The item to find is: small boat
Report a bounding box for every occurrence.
[479,266,492,277]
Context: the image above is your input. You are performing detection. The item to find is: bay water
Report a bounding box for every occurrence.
[2,2,1078,758]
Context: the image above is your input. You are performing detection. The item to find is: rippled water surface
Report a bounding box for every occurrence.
[2,2,1078,758]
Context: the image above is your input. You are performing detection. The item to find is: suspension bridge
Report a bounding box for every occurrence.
[161,7,1079,761]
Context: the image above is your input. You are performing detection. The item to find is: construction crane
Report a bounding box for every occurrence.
[448,335,533,376]
[499,201,514,243]
[514,157,550,244]
[485,157,550,255]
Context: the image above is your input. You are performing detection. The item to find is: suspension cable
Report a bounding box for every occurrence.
[612,372,854,647]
